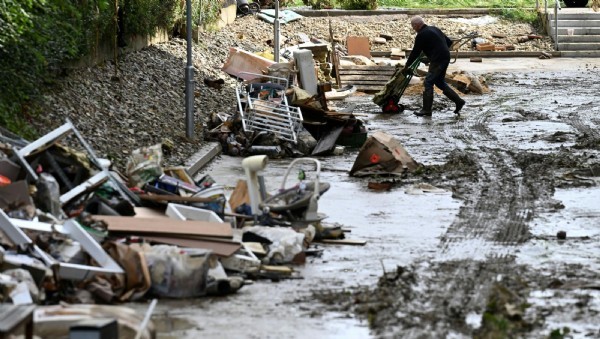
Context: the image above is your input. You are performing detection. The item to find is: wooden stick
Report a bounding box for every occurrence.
[329,18,342,88]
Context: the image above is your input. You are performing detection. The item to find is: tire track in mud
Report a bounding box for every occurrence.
[358,80,557,337]
[378,102,538,336]
[327,73,599,338]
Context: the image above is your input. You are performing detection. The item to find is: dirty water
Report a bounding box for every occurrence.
[517,187,600,337]
[134,62,600,338]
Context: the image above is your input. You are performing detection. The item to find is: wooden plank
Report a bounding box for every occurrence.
[339,75,392,81]
[101,216,233,239]
[244,242,267,256]
[261,265,293,274]
[352,85,385,91]
[338,70,395,76]
[339,80,390,86]
[138,194,216,203]
[339,65,396,71]
[312,125,343,155]
[142,236,241,257]
[371,51,392,57]
[318,238,367,246]
[222,47,274,80]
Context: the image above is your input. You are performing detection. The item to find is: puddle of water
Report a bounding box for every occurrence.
[488,120,577,151]
[517,187,600,336]
[152,316,196,336]
[518,187,600,267]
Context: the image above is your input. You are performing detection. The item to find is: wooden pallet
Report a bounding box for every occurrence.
[338,65,397,92]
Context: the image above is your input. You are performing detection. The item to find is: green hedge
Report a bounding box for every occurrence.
[0,0,220,138]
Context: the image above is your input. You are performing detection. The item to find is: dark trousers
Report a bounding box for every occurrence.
[424,61,450,92]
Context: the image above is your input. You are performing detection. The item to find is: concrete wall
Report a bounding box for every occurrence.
[68,2,237,68]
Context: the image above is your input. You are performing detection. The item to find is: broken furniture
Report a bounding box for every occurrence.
[236,72,304,143]
[0,210,124,280]
[293,49,318,95]
[222,47,275,81]
[11,120,140,208]
[165,203,224,223]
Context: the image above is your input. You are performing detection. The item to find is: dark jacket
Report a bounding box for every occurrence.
[405,24,452,67]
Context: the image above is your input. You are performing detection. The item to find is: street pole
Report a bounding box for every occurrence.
[274,0,280,62]
[185,0,195,139]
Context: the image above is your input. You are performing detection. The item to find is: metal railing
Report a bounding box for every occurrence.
[540,0,561,50]
[554,0,561,50]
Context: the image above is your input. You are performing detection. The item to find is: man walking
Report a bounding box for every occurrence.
[402,16,465,117]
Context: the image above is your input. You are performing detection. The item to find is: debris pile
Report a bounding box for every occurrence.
[0,120,365,337]
[207,45,367,157]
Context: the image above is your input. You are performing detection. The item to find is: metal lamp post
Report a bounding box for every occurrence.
[185,0,195,139]
[274,0,280,62]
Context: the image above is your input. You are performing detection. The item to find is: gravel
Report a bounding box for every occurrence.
[32,12,553,171]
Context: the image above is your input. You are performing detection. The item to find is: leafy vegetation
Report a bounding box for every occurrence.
[0,0,221,138]
[377,0,538,8]
[499,7,539,26]
[337,0,378,9]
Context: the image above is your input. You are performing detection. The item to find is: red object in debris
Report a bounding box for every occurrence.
[370,153,380,164]
[129,187,144,194]
[36,164,43,174]
[0,175,11,186]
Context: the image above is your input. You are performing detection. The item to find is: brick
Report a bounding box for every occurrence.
[476,43,495,51]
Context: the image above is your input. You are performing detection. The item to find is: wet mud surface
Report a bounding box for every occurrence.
[318,67,600,338]
[139,63,600,338]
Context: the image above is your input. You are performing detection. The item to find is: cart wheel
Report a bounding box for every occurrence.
[382,98,404,114]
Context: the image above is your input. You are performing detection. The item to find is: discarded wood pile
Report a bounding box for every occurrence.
[338,65,396,92]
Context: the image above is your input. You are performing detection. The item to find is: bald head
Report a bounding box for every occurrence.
[410,16,426,32]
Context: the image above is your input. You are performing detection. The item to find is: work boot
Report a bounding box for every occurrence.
[414,90,433,117]
[443,88,465,114]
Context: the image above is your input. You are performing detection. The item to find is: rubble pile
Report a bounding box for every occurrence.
[32,13,552,168]
[0,119,368,336]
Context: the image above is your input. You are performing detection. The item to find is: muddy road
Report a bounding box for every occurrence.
[138,58,600,338]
